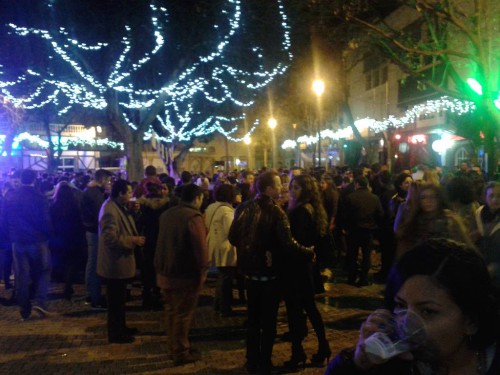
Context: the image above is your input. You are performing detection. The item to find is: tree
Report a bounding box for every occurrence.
[0,0,292,180]
[0,94,25,167]
[331,0,500,177]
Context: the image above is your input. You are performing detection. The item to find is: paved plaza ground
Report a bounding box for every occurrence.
[0,267,385,374]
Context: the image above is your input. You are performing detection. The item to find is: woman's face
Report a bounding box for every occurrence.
[161,184,169,198]
[319,179,328,191]
[289,180,302,203]
[419,188,439,213]
[394,275,476,364]
[400,177,412,192]
[485,186,500,211]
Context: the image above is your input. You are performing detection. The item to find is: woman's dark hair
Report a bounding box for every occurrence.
[111,179,131,198]
[289,174,328,237]
[385,239,499,349]
[214,183,236,203]
[446,176,476,204]
[394,173,412,196]
[51,182,79,215]
[484,181,500,200]
[145,182,162,198]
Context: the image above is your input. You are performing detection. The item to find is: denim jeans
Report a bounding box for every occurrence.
[85,232,102,305]
[12,242,51,318]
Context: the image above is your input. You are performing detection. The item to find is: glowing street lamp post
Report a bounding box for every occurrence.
[312,79,325,169]
[268,117,277,168]
[243,135,252,170]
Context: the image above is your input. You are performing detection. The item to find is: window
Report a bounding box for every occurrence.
[455,147,469,167]
[364,66,388,90]
[58,157,75,171]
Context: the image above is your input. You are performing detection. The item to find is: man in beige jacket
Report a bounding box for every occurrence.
[97,179,145,344]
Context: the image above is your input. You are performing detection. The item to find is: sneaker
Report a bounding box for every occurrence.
[33,305,55,316]
[90,304,107,311]
[20,312,31,322]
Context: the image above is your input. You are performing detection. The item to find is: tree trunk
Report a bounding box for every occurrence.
[484,128,497,180]
[482,107,499,180]
[43,118,58,174]
[166,144,178,180]
[170,141,193,178]
[343,101,366,148]
[124,132,145,182]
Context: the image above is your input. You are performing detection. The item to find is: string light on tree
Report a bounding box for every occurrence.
[0,0,292,145]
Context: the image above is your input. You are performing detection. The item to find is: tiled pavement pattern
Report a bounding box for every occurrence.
[0,269,385,374]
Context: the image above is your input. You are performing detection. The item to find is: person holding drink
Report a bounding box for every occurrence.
[326,238,500,374]
[97,179,146,344]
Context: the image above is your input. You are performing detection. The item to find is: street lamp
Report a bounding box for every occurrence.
[268,117,277,168]
[243,135,252,170]
[312,79,325,169]
[292,123,298,167]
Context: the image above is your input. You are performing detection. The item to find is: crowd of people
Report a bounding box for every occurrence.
[0,161,498,374]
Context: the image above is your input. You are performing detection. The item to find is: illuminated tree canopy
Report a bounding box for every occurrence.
[0,0,292,179]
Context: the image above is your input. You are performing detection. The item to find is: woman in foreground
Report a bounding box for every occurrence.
[325,238,500,374]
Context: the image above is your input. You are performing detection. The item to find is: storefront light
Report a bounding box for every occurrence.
[410,134,426,144]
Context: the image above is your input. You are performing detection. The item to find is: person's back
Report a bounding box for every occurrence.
[156,203,205,280]
[81,169,112,309]
[231,195,290,277]
[344,176,383,286]
[154,184,208,365]
[228,171,313,374]
[82,184,107,233]
[4,169,53,320]
[345,185,383,231]
[5,183,51,244]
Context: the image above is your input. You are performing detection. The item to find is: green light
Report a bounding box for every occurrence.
[467,78,483,95]
[343,144,348,148]
[495,92,500,111]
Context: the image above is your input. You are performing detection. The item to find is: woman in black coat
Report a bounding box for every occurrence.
[50,182,85,300]
[283,174,331,370]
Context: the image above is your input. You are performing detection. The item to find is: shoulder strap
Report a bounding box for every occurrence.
[207,204,225,231]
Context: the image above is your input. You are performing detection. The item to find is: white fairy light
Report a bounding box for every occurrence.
[1,0,291,145]
[281,96,476,148]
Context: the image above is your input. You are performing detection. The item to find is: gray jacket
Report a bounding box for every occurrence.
[97,198,138,279]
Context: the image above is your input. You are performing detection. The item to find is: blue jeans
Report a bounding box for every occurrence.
[85,232,102,305]
[12,242,51,318]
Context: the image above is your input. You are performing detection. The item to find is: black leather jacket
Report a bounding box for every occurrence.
[228,194,313,277]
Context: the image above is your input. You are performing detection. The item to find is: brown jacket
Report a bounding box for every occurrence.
[155,202,209,290]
